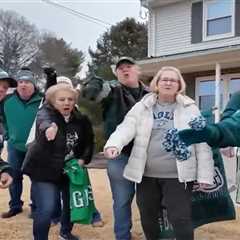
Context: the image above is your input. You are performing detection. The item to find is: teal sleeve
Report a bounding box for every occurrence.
[179,111,240,148]
[213,110,240,147]
[178,125,222,147]
[0,159,12,176]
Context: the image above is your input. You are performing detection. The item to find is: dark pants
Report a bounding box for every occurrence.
[32,179,73,240]
[136,177,193,240]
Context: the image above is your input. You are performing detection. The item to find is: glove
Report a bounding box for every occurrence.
[178,116,219,146]
[43,66,56,76]
[81,76,103,101]
[43,66,57,90]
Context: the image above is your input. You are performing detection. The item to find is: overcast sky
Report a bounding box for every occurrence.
[0,0,147,76]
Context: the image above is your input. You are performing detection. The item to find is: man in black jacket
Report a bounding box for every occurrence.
[82,57,148,240]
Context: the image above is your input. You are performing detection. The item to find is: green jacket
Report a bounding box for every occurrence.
[179,91,240,148]
[64,158,96,224]
[221,91,240,120]
[3,91,42,152]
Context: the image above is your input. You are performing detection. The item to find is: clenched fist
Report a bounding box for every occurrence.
[0,172,13,189]
[45,122,58,141]
[104,147,119,159]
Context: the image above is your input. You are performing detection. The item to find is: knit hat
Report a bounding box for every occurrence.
[16,69,36,85]
[57,76,73,88]
[0,68,17,87]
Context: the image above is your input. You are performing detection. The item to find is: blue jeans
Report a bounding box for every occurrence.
[107,154,135,240]
[7,143,25,210]
[31,185,62,223]
[32,180,73,240]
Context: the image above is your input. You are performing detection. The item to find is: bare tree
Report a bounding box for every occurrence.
[30,32,85,86]
[0,10,39,74]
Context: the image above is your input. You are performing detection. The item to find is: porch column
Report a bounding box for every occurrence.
[214,63,221,123]
[222,77,229,110]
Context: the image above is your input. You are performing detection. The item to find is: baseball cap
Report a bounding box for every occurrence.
[0,68,17,87]
[115,57,135,70]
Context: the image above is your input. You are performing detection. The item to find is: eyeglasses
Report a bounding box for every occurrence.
[159,78,179,84]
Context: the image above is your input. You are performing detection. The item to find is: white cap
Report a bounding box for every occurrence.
[57,76,73,87]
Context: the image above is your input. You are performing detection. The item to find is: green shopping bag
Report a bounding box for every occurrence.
[158,110,236,239]
[235,149,240,203]
[158,148,236,239]
[64,158,96,224]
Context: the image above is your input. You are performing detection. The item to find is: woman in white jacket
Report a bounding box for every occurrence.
[104,66,214,240]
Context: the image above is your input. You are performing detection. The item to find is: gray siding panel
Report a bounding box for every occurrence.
[152,0,240,57]
[191,1,203,43]
[236,0,240,36]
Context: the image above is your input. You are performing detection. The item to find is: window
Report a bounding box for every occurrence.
[203,0,235,40]
[196,74,240,113]
[198,80,223,112]
[229,78,240,94]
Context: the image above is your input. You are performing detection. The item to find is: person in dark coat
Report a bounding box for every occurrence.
[23,84,94,240]
[81,57,148,240]
[0,69,16,189]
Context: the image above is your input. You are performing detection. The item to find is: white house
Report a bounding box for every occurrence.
[139,0,240,122]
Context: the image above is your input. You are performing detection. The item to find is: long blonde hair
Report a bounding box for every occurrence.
[150,66,186,94]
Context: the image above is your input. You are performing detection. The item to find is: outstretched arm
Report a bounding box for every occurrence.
[81,76,112,102]
[179,110,240,148]
[104,103,141,158]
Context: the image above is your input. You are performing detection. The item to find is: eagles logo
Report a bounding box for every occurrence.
[193,167,224,193]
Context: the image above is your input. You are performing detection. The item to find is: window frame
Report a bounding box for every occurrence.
[195,73,240,111]
[202,0,235,41]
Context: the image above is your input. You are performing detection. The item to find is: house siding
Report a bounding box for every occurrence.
[236,0,240,36]
[151,1,240,57]
[148,10,156,57]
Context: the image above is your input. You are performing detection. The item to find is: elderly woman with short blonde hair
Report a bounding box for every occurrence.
[104,66,214,240]
[23,83,94,240]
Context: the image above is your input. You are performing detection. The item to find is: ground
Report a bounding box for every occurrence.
[0,169,240,240]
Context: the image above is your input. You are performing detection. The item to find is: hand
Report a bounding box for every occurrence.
[78,159,85,166]
[76,84,82,91]
[104,147,119,159]
[45,123,58,141]
[193,182,211,191]
[220,147,235,158]
[0,173,13,189]
[198,183,211,189]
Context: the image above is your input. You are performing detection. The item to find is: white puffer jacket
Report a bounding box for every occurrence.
[104,92,214,184]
